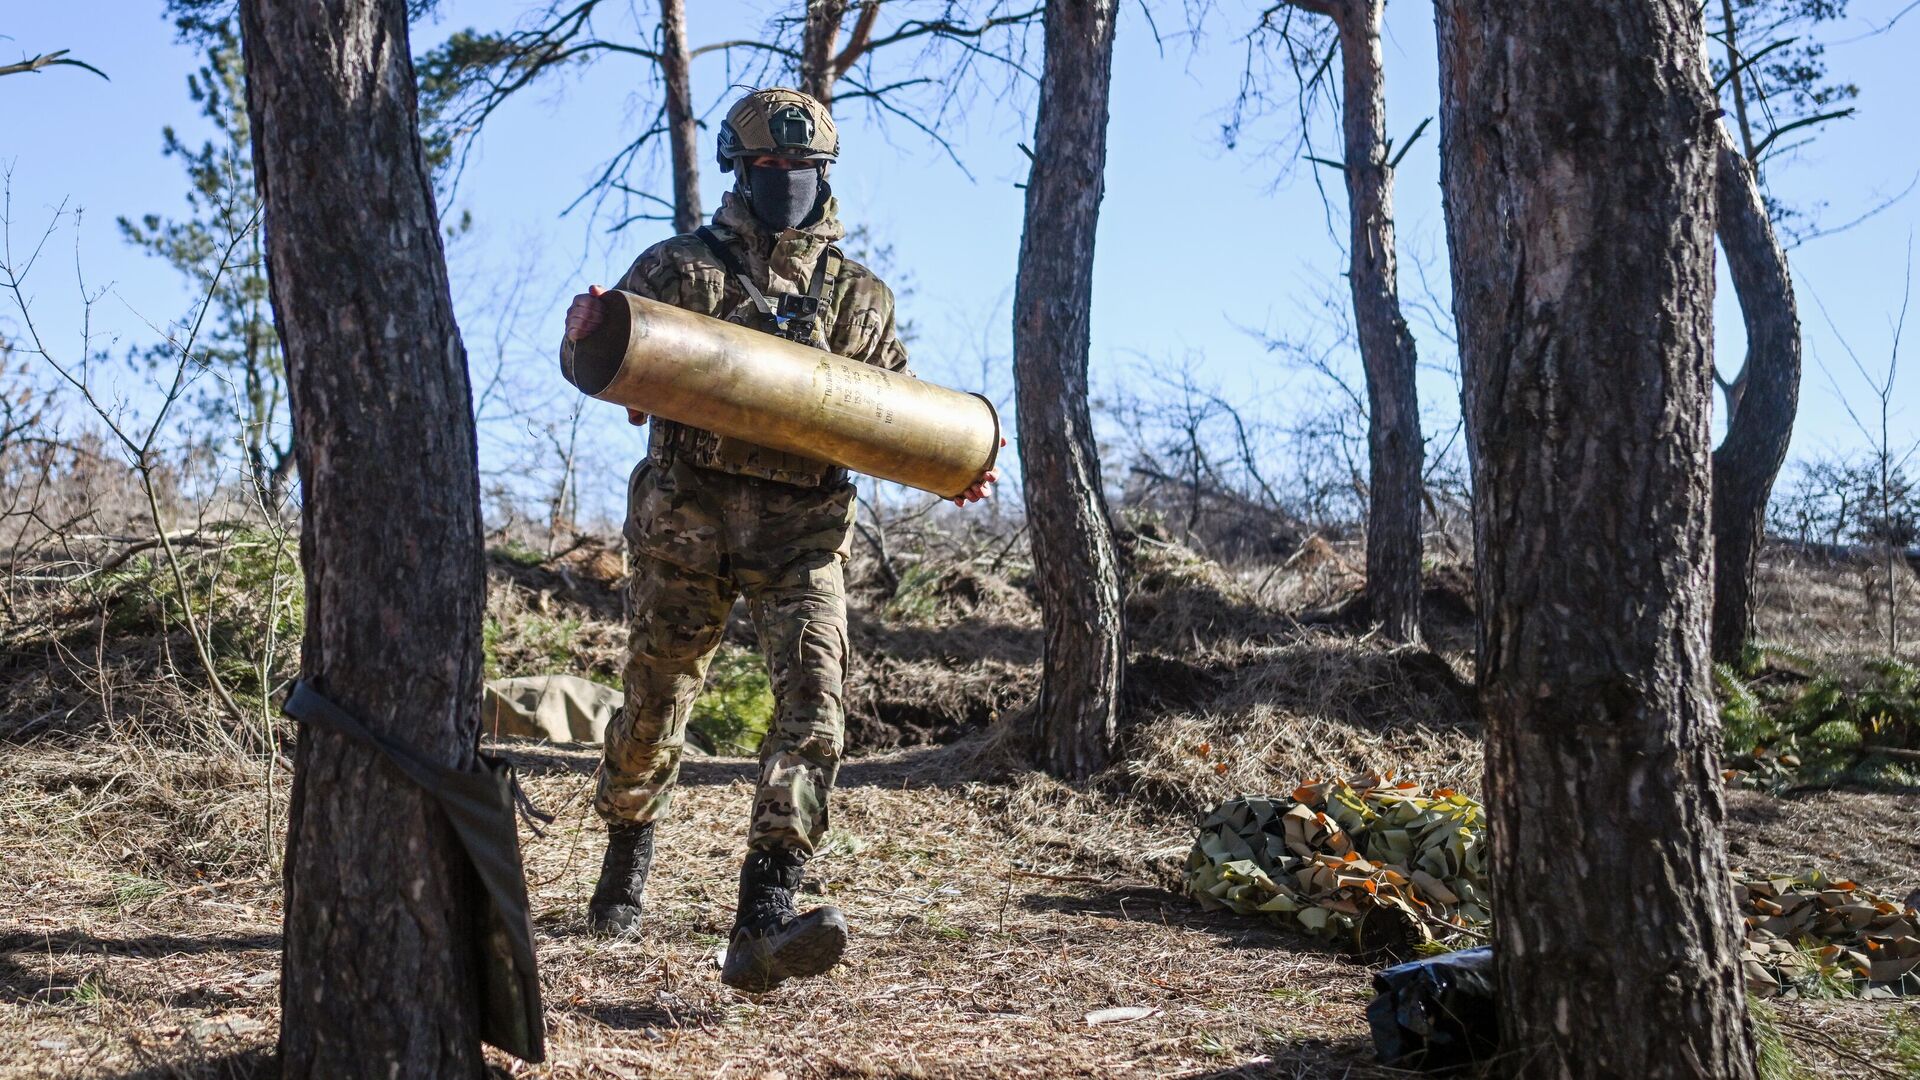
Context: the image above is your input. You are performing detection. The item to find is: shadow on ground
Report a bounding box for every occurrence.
[1177,1035,1394,1080]
[851,616,1042,666]
[561,998,727,1031]
[0,931,278,1007]
[97,1048,278,1080]
[1018,884,1357,959]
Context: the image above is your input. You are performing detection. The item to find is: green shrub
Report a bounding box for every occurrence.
[487,539,547,567]
[1718,648,1920,789]
[483,611,586,680]
[1748,1000,1809,1080]
[93,528,303,703]
[690,646,773,755]
[1891,1010,1920,1076]
[882,563,942,624]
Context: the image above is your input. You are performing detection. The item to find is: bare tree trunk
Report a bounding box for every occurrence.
[1718,0,1759,161]
[1435,0,1758,1076]
[269,446,297,508]
[1293,0,1424,643]
[1711,128,1801,662]
[800,0,851,107]
[1013,0,1125,781]
[660,0,702,234]
[239,0,489,1076]
[798,0,880,110]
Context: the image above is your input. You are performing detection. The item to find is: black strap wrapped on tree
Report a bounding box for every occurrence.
[283,680,549,1064]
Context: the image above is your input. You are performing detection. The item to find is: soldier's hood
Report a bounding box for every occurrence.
[713,190,847,252]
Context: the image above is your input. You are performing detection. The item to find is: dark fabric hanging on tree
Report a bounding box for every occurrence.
[283,682,549,1063]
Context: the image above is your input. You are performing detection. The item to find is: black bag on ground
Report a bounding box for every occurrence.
[1366,946,1497,1070]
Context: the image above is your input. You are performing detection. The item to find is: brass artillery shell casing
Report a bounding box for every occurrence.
[562,290,1000,499]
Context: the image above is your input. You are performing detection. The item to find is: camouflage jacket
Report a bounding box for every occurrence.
[614,192,911,487]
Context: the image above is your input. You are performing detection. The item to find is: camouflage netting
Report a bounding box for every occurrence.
[1735,870,1920,999]
[1184,777,1491,953]
[1187,778,1920,999]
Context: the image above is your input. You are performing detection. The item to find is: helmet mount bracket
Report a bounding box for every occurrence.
[715,88,839,175]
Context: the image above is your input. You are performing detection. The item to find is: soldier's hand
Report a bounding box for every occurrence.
[953,438,1008,508]
[565,284,609,341]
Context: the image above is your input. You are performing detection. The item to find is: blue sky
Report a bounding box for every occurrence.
[4,1,1915,524]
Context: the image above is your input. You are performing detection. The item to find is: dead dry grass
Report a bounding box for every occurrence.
[843,558,1043,751]
[0,738,1408,1080]
[504,747,1411,1080]
[3,734,1911,1080]
[1115,534,1483,815]
[1725,786,1920,898]
[1752,546,1920,663]
[1,540,1916,1078]
[1119,636,1481,816]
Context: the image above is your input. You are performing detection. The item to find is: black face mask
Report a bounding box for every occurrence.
[743,163,826,232]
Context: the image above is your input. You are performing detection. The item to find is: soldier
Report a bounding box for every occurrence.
[561,88,997,992]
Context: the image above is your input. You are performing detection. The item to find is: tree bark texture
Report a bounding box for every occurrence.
[1710,127,1801,663]
[661,0,702,234]
[798,0,880,110]
[1013,0,1125,781]
[1434,1,1758,1076]
[238,0,489,1076]
[1294,0,1424,643]
[800,0,852,108]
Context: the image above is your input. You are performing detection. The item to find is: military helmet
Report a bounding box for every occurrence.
[716,88,838,173]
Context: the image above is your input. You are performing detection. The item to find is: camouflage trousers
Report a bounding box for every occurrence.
[596,455,854,855]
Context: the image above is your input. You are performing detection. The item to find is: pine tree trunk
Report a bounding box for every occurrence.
[660,0,702,235]
[1434,0,1758,1075]
[1710,129,1800,663]
[1013,0,1125,781]
[1317,0,1424,643]
[238,0,489,1076]
[800,0,850,108]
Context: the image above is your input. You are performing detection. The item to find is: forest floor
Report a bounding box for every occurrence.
[1,534,1917,1078]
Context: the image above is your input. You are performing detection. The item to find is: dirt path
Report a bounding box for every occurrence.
[0,741,1395,1079]
[507,745,1400,1079]
[1,738,1915,1078]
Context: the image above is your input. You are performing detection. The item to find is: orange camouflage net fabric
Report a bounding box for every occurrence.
[1188,775,1920,998]
[1184,775,1490,953]
[1735,870,1920,998]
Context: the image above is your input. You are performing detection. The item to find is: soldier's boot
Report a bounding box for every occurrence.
[587,820,655,936]
[720,847,847,992]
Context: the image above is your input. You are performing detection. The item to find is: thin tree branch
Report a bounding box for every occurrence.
[688,39,802,61]
[0,50,108,80]
[1752,107,1857,160]
[1790,169,1920,249]
[831,1,885,78]
[856,6,1043,54]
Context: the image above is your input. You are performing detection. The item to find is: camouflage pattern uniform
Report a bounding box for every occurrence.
[595,191,910,855]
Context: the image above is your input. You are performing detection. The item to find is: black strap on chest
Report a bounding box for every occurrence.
[694,226,839,344]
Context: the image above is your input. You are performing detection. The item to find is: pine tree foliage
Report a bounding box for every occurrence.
[118,28,291,505]
[1708,0,1859,231]
[1718,647,1920,789]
